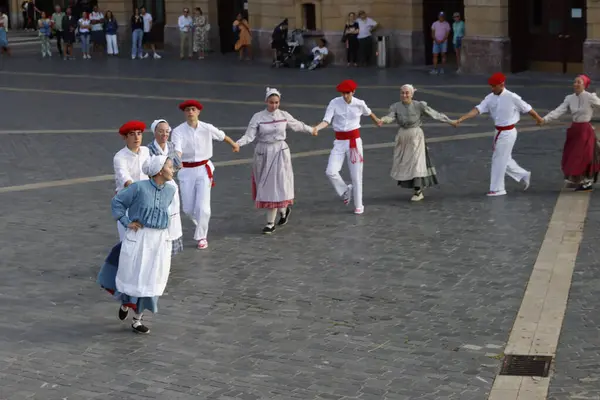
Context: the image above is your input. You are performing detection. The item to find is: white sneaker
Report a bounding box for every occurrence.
[411,191,424,202]
[142,53,149,59]
[343,184,353,205]
[486,190,507,197]
[153,53,161,59]
[47,52,52,57]
[131,55,136,60]
[354,206,364,215]
[523,172,531,190]
[197,239,208,250]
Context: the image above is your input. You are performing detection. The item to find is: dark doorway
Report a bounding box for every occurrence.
[514,0,586,73]
[422,0,464,66]
[0,0,9,28]
[133,0,165,45]
[217,0,245,53]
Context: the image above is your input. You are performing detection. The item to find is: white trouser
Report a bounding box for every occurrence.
[106,34,118,54]
[178,162,213,241]
[325,138,363,209]
[490,128,529,192]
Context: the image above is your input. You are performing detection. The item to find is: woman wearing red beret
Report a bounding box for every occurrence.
[540,74,600,191]
[314,79,382,214]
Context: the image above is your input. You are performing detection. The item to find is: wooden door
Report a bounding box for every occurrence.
[564,0,586,71]
[509,0,530,72]
[133,0,165,45]
[422,0,464,65]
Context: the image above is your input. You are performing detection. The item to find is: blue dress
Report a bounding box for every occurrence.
[97,179,175,314]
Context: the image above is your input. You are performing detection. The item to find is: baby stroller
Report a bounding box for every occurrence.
[272,28,304,68]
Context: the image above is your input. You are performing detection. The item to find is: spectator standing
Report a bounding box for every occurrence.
[130,8,143,59]
[62,7,77,59]
[52,5,65,58]
[233,12,252,61]
[178,7,192,59]
[140,6,161,59]
[356,10,378,67]
[90,6,105,53]
[38,11,52,57]
[104,10,118,56]
[430,12,451,75]
[452,12,465,73]
[0,9,10,55]
[78,11,92,59]
[343,12,358,67]
[192,7,208,59]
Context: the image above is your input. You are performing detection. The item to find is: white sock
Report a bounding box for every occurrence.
[278,207,286,215]
[132,312,143,325]
[120,305,129,311]
[266,209,277,225]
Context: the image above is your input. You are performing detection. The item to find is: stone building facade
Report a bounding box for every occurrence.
[5,0,599,77]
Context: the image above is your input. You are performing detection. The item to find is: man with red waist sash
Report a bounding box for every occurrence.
[456,73,544,196]
[314,79,382,214]
[171,100,240,249]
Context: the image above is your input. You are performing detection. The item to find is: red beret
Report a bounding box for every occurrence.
[336,79,358,93]
[179,99,203,111]
[118,120,146,135]
[488,72,506,86]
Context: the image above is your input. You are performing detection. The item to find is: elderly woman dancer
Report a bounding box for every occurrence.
[237,87,317,234]
[380,84,455,201]
[540,75,600,191]
[97,156,176,334]
[147,119,184,255]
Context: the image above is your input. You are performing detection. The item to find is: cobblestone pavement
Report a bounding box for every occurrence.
[0,56,591,399]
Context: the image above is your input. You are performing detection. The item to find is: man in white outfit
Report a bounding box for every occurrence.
[314,79,382,214]
[171,100,240,249]
[456,72,543,196]
[113,120,150,240]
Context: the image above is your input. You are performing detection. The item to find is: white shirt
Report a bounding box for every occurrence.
[78,18,91,33]
[312,46,328,57]
[357,17,377,39]
[142,13,152,32]
[323,96,372,132]
[544,91,600,123]
[113,146,150,192]
[89,11,103,31]
[171,121,226,162]
[475,88,532,127]
[178,15,192,32]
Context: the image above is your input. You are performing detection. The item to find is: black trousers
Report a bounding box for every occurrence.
[55,31,63,55]
[347,38,358,63]
[358,37,373,65]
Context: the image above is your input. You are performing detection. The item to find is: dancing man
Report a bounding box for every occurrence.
[98,155,176,334]
[236,87,316,234]
[540,74,600,191]
[171,100,240,249]
[113,120,150,240]
[456,73,543,196]
[314,79,381,214]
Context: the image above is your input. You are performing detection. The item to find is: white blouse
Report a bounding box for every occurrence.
[543,91,600,123]
[171,121,226,162]
[113,146,150,192]
[475,89,532,127]
[237,109,312,146]
[323,96,372,132]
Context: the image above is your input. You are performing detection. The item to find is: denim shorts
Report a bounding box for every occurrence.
[454,36,463,49]
[432,41,447,54]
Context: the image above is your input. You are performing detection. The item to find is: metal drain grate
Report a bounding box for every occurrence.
[499,355,552,377]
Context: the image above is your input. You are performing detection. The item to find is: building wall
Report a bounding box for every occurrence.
[585,1,600,78]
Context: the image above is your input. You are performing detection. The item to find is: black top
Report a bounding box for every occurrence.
[344,22,359,40]
[131,14,143,31]
[62,14,77,32]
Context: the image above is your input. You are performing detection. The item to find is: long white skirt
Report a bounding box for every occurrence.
[116,227,172,298]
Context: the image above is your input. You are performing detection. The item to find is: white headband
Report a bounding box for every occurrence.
[142,155,168,177]
[401,84,416,94]
[265,87,281,101]
[151,119,170,134]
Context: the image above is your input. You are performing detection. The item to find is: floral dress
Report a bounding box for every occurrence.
[193,15,208,52]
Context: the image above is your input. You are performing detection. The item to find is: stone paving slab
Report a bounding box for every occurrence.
[547,192,600,400]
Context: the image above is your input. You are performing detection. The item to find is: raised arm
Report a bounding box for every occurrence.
[209,123,240,152]
[361,100,381,125]
[315,100,335,132]
[236,115,259,146]
[111,184,138,227]
[380,105,397,124]
[282,111,313,134]
[421,101,453,124]
[513,94,544,124]
[543,96,569,123]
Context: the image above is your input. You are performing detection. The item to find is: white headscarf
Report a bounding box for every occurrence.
[265,87,281,101]
[151,119,170,134]
[401,84,416,95]
[142,155,168,177]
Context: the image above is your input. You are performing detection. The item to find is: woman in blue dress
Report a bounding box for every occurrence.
[97,155,176,334]
[0,9,10,55]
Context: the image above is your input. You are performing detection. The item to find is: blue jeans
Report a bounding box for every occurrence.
[432,41,447,54]
[453,36,463,49]
[80,33,90,53]
[132,29,143,58]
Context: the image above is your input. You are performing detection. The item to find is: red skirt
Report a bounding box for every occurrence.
[562,122,600,177]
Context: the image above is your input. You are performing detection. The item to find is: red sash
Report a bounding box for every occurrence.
[335,129,363,163]
[493,124,515,151]
[182,160,215,187]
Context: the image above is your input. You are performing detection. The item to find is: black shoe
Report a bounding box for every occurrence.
[118,306,129,321]
[575,184,593,192]
[277,207,291,226]
[132,320,150,334]
[262,224,275,234]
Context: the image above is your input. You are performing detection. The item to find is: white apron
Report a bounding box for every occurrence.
[116,227,172,297]
[166,180,182,240]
